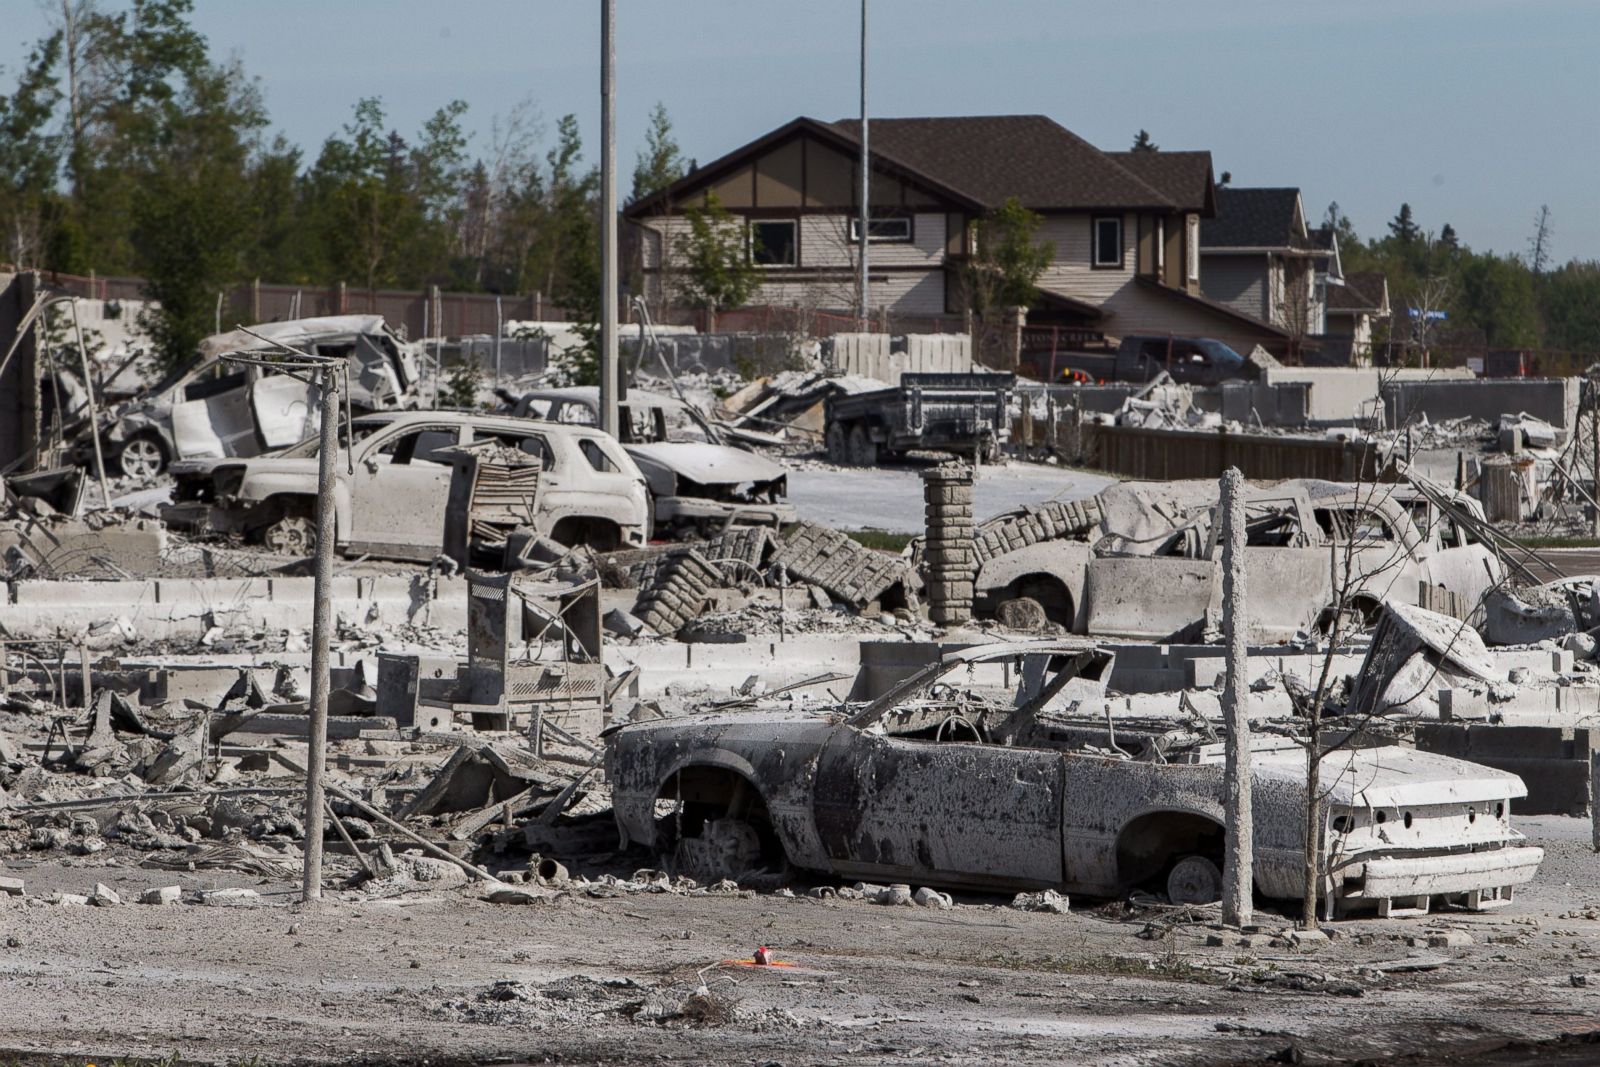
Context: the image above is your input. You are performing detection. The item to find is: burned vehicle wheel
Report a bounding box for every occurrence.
[847,424,878,466]
[657,766,788,885]
[825,423,849,464]
[674,817,763,885]
[116,434,167,480]
[259,509,317,555]
[1166,855,1224,905]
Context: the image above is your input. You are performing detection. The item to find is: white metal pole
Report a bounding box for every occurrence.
[599,0,620,437]
[857,0,870,328]
[494,295,503,392]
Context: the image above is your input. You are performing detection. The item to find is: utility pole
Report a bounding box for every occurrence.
[1219,466,1253,927]
[1590,383,1599,538]
[598,0,620,438]
[856,0,870,328]
[301,364,341,902]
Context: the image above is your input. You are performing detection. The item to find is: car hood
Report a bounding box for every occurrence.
[1252,745,1527,807]
[624,442,786,487]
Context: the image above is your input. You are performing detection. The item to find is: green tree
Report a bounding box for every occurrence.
[1542,262,1600,353]
[630,101,685,203]
[1130,129,1158,152]
[1388,202,1420,244]
[130,56,266,370]
[967,196,1054,312]
[1454,252,1538,348]
[304,97,415,291]
[0,32,65,266]
[670,191,760,330]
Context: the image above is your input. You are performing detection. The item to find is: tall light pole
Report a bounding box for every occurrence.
[599,0,620,437]
[300,361,340,902]
[857,0,869,329]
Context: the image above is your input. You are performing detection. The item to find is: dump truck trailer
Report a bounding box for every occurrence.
[824,372,1014,465]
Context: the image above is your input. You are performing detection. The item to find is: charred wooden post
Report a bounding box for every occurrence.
[922,462,976,626]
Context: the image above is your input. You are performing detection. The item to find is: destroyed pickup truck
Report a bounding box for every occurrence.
[76,315,420,479]
[608,642,1542,918]
[824,372,1013,465]
[162,411,648,559]
[973,479,1500,642]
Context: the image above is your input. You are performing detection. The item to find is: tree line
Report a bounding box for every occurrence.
[1326,200,1600,363]
[0,0,689,369]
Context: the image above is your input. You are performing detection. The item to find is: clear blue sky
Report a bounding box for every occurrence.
[9,0,1597,260]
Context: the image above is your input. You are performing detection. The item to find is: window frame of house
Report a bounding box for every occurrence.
[1092,215,1124,270]
[1186,214,1200,283]
[748,218,799,268]
[848,215,913,243]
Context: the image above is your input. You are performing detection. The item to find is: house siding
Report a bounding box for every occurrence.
[1036,212,1134,304]
[1200,254,1269,321]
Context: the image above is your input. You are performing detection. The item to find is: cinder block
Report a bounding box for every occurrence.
[1467,724,1576,760]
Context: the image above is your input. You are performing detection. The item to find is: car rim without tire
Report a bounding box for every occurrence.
[262,515,317,556]
[1166,855,1224,905]
[119,438,163,479]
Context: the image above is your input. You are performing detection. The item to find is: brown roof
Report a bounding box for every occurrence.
[1328,270,1389,313]
[825,115,1190,211]
[627,114,1217,219]
[1105,151,1215,214]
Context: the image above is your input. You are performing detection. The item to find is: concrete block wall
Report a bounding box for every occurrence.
[0,574,466,641]
[1415,722,1600,815]
[1382,377,1579,436]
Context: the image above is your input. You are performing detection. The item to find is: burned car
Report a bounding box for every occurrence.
[972,479,1501,642]
[510,386,794,538]
[79,315,419,479]
[162,411,648,560]
[627,443,793,539]
[608,642,1542,918]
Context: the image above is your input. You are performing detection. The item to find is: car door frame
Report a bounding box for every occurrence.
[344,421,464,559]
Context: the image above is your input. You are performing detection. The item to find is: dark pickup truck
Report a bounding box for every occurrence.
[824,372,1014,465]
[1022,335,1250,386]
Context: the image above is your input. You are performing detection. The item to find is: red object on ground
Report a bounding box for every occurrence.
[753,946,773,965]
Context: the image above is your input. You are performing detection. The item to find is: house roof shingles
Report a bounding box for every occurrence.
[827,115,1200,212]
[1328,270,1390,313]
[1201,187,1307,250]
[1105,150,1214,214]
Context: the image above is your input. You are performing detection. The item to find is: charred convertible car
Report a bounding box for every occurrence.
[608,642,1543,918]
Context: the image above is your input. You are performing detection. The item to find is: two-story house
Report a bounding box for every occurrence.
[625,115,1288,352]
[1199,187,1342,344]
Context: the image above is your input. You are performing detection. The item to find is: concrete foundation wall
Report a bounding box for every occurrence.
[0,574,466,641]
[1382,377,1579,436]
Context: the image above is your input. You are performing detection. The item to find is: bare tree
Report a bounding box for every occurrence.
[1527,205,1553,276]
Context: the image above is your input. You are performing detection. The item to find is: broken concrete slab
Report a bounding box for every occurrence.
[140,885,181,906]
[0,876,23,896]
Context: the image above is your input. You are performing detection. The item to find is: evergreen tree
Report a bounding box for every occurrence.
[1388,203,1420,243]
[1130,129,1158,152]
[670,191,759,331]
[630,102,685,204]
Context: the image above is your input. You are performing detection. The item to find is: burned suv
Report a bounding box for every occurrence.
[80,315,419,479]
[163,411,649,561]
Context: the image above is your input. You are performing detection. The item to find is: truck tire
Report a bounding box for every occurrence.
[847,424,878,467]
[825,422,849,464]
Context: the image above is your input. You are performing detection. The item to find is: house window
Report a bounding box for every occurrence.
[848,216,912,242]
[1092,216,1123,268]
[750,219,797,266]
